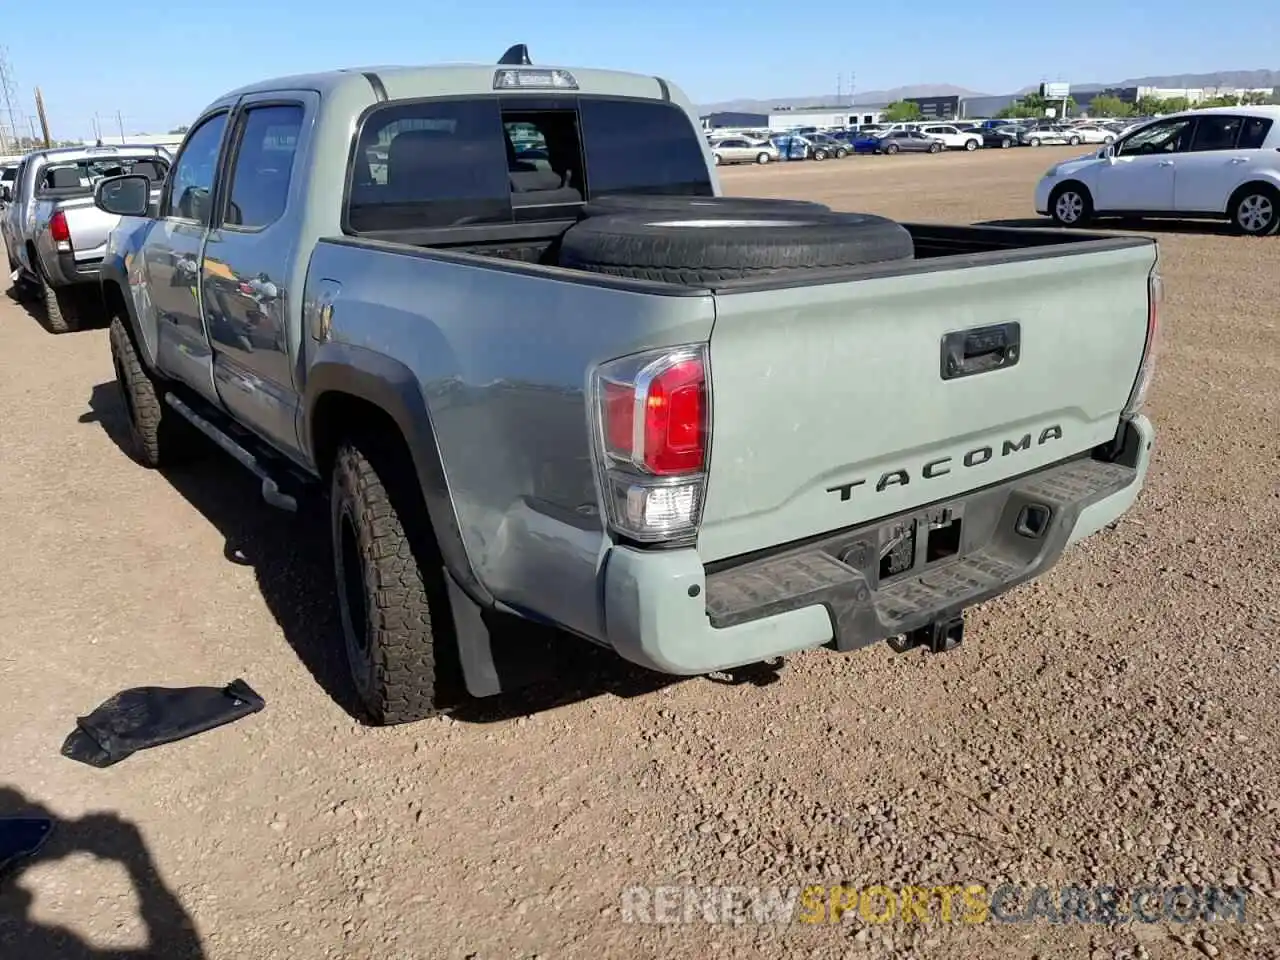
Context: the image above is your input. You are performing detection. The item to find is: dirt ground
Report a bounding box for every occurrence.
[2,146,1278,960]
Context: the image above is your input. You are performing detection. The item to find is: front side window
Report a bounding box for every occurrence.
[224,104,304,228]
[167,113,229,223]
[1116,118,1194,157]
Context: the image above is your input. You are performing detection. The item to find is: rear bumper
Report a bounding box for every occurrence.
[49,251,103,287]
[603,415,1154,675]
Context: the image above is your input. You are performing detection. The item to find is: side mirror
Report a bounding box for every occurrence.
[0,184,10,203]
[94,174,152,218]
[1099,144,1115,160]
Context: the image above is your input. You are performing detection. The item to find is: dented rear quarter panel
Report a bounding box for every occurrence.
[304,239,716,639]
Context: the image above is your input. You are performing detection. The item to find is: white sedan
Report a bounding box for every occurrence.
[1034,106,1280,236]
[1068,125,1119,144]
[917,123,983,151]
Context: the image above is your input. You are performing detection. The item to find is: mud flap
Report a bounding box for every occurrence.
[61,679,265,768]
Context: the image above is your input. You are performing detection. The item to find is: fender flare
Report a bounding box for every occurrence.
[302,343,494,610]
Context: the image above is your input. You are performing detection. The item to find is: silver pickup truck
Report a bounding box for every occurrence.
[91,45,1160,724]
[2,144,168,332]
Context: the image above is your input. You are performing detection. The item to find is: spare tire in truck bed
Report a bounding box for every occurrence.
[579,194,829,219]
[558,210,915,284]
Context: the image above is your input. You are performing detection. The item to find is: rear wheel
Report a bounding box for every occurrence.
[40,275,76,334]
[928,141,942,153]
[885,143,899,155]
[1230,184,1279,237]
[1000,138,1012,149]
[1069,136,1082,146]
[712,153,722,166]
[812,149,828,161]
[756,152,771,164]
[1049,183,1093,227]
[965,138,979,151]
[1029,137,1042,147]
[834,148,849,159]
[331,439,460,724]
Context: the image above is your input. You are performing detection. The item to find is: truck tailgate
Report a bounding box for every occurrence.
[52,196,121,263]
[697,241,1156,563]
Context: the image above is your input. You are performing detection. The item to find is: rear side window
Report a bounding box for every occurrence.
[578,99,712,198]
[1239,116,1274,149]
[348,99,511,232]
[224,104,304,229]
[1189,115,1242,152]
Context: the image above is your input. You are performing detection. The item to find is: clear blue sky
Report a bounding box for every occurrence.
[5,0,1278,140]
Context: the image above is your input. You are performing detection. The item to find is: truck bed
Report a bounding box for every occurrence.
[340,219,1145,289]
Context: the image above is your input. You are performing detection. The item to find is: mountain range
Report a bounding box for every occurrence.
[697,69,1280,114]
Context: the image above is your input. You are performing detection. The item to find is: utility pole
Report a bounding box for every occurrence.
[0,46,20,152]
[34,87,51,147]
[837,74,843,103]
[116,110,125,141]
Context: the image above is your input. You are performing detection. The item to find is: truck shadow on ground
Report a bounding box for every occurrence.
[0,786,205,959]
[979,216,1236,237]
[80,382,786,725]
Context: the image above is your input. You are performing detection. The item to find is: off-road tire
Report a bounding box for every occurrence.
[41,275,75,333]
[580,195,828,220]
[559,209,915,284]
[109,317,200,468]
[330,440,459,725]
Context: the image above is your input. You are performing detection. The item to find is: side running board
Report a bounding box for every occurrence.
[163,393,299,512]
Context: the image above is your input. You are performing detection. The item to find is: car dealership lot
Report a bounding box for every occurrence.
[2,146,1278,959]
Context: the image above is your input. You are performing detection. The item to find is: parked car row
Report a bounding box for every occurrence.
[706,115,1151,164]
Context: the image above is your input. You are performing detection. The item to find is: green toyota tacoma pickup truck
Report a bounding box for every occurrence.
[92,45,1160,724]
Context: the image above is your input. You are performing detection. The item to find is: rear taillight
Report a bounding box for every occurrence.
[1122,266,1161,417]
[49,210,71,249]
[593,345,709,543]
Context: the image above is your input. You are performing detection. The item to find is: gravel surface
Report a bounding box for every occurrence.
[1,146,1278,959]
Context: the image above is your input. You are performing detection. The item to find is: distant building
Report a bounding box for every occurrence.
[957,94,1021,119]
[905,95,960,120]
[76,132,186,149]
[700,111,768,129]
[766,106,886,130]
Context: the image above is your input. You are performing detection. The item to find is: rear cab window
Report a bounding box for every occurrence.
[344,95,712,233]
[36,154,170,193]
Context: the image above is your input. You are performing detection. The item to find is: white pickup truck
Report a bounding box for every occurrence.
[2,144,169,332]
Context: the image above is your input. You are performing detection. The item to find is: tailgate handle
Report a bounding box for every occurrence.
[941,322,1021,380]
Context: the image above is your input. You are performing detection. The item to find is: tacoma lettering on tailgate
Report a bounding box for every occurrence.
[825,425,1064,502]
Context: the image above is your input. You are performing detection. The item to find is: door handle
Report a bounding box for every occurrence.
[941,322,1021,380]
[1229,157,1249,164]
[1158,160,1175,167]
